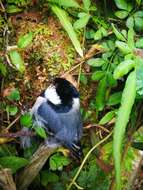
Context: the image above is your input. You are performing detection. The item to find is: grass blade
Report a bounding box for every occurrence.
[113,71,136,190]
[52,5,83,57]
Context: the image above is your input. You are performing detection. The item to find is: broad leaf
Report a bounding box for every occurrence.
[114,0,133,11]
[7,88,20,101]
[113,59,135,79]
[18,32,33,48]
[9,50,25,73]
[87,58,105,67]
[6,105,18,116]
[74,14,90,29]
[115,10,129,19]
[41,171,59,186]
[7,5,22,13]
[49,154,70,170]
[35,127,47,139]
[20,113,33,128]
[126,16,134,28]
[115,41,132,54]
[107,92,122,106]
[0,156,28,173]
[99,111,115,125]
[83,0,91,11]
[136,37,143,48]
[91,71,105,81]
[0,62,7,76]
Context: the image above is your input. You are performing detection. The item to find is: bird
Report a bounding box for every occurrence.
[21,77,83,159]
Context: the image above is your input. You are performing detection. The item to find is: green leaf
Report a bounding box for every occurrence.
[91,71,105,81]
[134,17,143,32]
[20,113,33,128]
[136,57,143,95]
[114,0,133,11]
[52,6,83,57]
[6,105,18,116]
[99,111,115,125]
[83,0,91,11]
[136,37,143,48]
[127,28,134,49]
[94,29,102,41]
[95,76,107,111]
[80,73,87,85]
[107,72,117,87]
[113,59,135,79]
[9,50,25,73]
[115,10,129,19]
[0,62,7,76]
[74,14,90,29]
[35,127,47,139]
[115,41,132,54]
[94,27,108,41]
[133,11,143,32]
[18,32,33,49]
[6,5,22,13]
[41,171,59,186]
[107,92,122,106]
[134,11,143,17]
[48,0,80,8]
[111,24,126,41]
[49,154,70,171]
[126,16,134,28]
[0,156,28,173]
[7,88,20,101]
[87,58,105,67]
[113,71,136,190]
[132,142,143,151]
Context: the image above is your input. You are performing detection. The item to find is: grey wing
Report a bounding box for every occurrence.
[56,110,83,143]
[37,102,83,159]
[36,102,63,134]
[37,102,82,143]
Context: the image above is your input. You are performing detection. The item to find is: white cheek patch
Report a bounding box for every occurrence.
[72,98,80,110]
[45,85,61,105]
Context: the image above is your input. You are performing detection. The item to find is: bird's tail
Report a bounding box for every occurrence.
[68,141,83,160]
[20,127,32,148]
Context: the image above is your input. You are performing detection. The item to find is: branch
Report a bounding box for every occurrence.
[16,144,57,190]
[0,131,35,138]
[0,169,16,190]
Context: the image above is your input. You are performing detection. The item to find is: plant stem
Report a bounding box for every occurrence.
[67,131,113,190]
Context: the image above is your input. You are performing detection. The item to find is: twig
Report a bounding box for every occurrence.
[62,48,103,77]
[6,115,21,131]
[0,0,5,11]
[0,131,35,138]
[0,168,16,190]
[17,144,57,190]
[67,131,113,190]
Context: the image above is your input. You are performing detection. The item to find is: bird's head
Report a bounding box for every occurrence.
[43,78,79,106]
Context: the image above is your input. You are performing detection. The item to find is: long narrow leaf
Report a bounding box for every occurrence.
[48,0,80,8]
[113,71,136,190]
[52,6,83,57]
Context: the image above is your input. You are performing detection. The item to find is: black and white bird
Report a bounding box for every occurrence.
[21,77,83,159]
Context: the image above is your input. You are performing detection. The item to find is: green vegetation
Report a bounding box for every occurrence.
[1,0,143,189]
